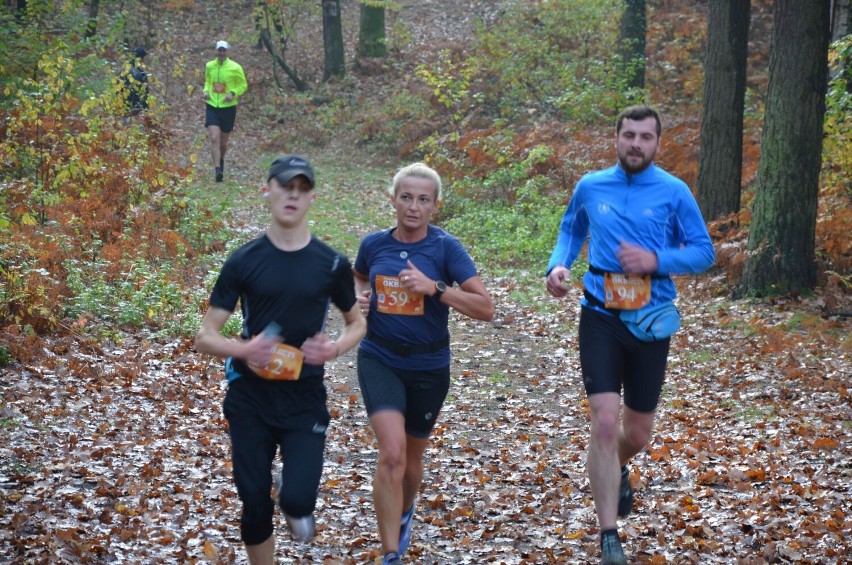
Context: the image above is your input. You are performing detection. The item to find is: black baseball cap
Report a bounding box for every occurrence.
[267,155,315,188]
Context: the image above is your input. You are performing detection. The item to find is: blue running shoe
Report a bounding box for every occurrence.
[398,503,415,555]
[382,552,402,565]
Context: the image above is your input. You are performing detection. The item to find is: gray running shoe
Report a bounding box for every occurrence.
[285,513,315,542]
[601,533,626,565]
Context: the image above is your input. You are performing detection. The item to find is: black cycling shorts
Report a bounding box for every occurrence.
[357,349,450,438]
[578,306,670,413]
[205,103,237,133]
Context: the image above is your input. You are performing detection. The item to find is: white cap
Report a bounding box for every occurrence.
[216,40,229,50]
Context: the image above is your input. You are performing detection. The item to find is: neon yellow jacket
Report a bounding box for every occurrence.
[204,58,248,108]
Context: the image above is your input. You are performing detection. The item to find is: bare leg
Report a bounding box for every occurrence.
[618,405,655,465]
[370,410,407,554]
[586,392,622,530]
[207,125,222,169]
[245,535,274,565]
[402,435,429,513]
[219,131,230,167]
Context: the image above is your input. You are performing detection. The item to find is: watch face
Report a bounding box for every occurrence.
[436,281,447,293]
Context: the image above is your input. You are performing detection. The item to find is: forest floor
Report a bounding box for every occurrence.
[1,1,850,564]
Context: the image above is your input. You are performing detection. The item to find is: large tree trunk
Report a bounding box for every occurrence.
[740,0,831,296]
[322,0,345,81]
[619,0,646,90]
[696,0,750,220]
[358,3,387,58]
[84,0,99,39]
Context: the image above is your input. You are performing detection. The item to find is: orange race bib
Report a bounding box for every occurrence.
[375,275,425,316]
[604,272,651,310]
[213,82,227,94]
[248,343,304,381]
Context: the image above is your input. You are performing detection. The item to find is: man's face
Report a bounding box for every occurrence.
[264,176,315,228]
[217,48,227,63]
[616,117,660,174]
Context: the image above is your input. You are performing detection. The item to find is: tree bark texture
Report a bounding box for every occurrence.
[696,0,750,220]
[85,0,100,39]
[741,0,831,295]
[322,0,345,80]
[358,3,387,58]
[619,0,646,90]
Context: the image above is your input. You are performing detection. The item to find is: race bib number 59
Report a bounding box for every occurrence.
[375,275,425,316]
[604,273,651,310]
[248,343,304,380]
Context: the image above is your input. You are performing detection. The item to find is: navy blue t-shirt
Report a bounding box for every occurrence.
[354,225,478,370]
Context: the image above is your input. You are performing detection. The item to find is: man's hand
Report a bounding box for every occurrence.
[546,266,571,298]
[616,241,658,274]
[243,333,282,367]
[301,333,337,365]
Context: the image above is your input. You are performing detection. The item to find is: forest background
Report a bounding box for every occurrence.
[0,0,850,563]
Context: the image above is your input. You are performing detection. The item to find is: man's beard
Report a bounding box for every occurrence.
[619,151,654,174]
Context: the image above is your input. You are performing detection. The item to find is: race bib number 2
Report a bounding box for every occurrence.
[375,275,425,316]
[248,343,304,381]
[604,273,651,310]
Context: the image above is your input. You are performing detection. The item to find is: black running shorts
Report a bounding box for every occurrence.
[578,306,670,412]
[357,349,451,438]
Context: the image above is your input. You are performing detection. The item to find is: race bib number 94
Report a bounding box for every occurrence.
[375,275,425,316]
[604,273,651,310]
[248,343,304,381]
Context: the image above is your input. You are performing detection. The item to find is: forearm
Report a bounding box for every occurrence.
[440,288,494,321]
[333,307,367,356]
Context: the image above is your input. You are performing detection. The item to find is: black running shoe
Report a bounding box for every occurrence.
[215,167,223,182]
[617,466,633,517]
[600,532,626,565]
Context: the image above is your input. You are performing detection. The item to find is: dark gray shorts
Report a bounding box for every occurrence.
[357,349,450,438]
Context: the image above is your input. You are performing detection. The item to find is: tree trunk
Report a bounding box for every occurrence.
[619,0,646,90]
[740,0,831,296]
[85,0,100,39]
[322,0,345,81]
[358,3,387,58]
[696,0,750,220]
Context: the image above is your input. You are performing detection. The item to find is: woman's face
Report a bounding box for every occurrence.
[392,176,438,232]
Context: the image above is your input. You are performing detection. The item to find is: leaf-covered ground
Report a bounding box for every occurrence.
[2,1,850,563]
[2,269,850,563]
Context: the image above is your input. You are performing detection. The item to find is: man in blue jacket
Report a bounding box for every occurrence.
[545,105,714,565]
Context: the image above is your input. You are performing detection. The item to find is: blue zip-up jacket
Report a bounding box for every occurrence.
[546,162,715,311]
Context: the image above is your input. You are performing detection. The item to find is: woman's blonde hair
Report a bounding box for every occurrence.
[389,162,442,202]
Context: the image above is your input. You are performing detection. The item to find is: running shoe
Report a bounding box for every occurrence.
[398,503,415,555]
[382,551,403,565]
[285,513,315,542]
[215,167,223,182]
[617,465,633,517]
[600,532,626,565]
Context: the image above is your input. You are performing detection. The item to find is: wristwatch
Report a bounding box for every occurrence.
[434,280,447,298]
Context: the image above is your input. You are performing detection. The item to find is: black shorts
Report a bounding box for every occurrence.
[205,103,237,133]
[578,306,670,412]
[357,349,450,438]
